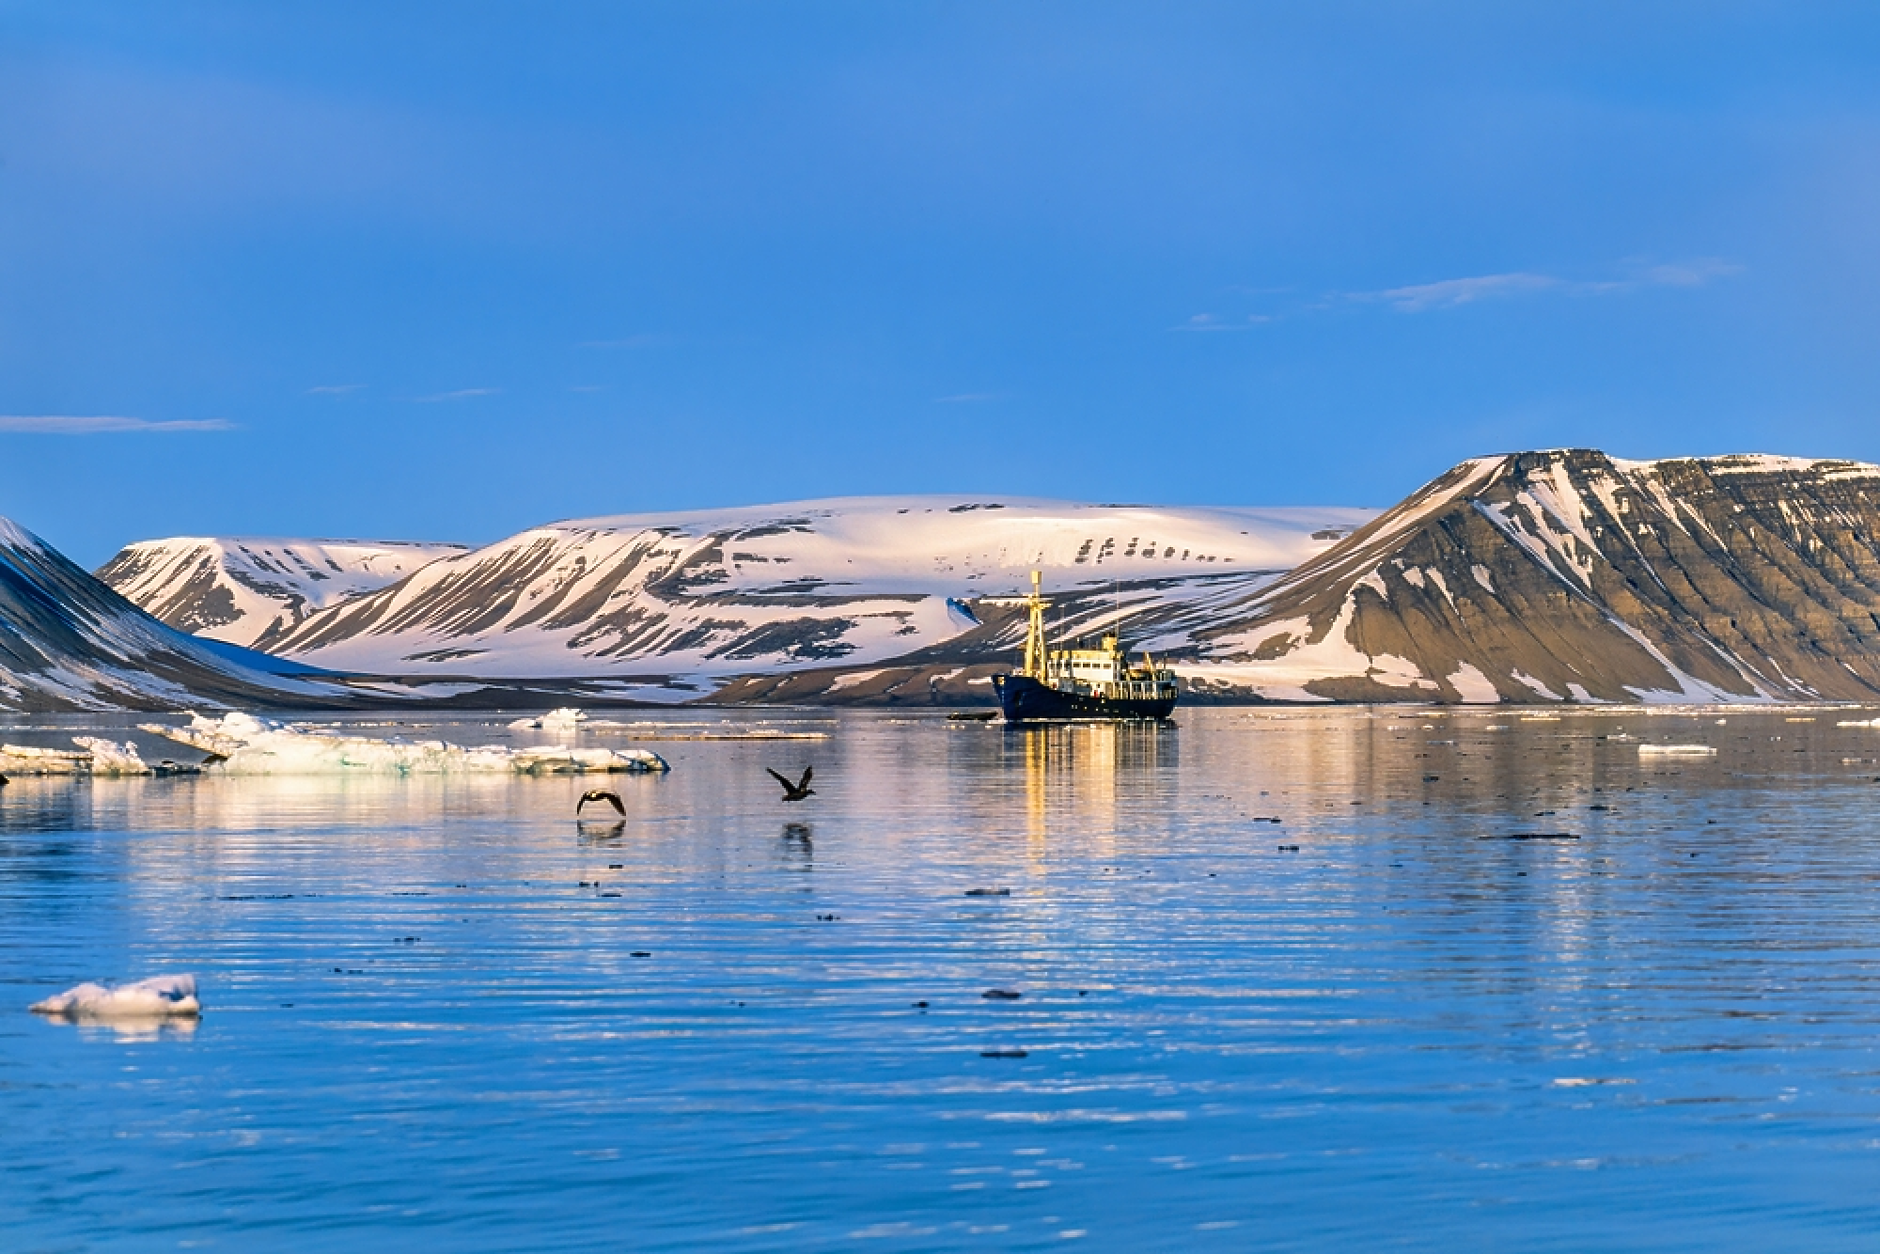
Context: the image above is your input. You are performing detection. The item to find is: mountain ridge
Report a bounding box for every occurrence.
[1172,449,1880,703]
[57,453,1880,710]
[95,537,469,648]
[100,495,1371,700]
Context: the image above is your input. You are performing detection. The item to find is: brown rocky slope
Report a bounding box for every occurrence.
[1172,449,1880,703]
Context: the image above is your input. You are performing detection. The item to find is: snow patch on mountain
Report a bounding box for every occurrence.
[96,537,467,648]
[1181,450,1880,704]
[0,516,368,712]
[249,496,1376,689]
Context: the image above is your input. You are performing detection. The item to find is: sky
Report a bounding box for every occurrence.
[6,2,1880,565]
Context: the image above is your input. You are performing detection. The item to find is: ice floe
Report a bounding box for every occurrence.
[138,711,669,774]
[0,744,92,775]
[71,736,150,775]
[30,973,200,1020]
[508,707,589,732]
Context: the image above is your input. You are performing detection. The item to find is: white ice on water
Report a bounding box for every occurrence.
[30,973,200,1020]
[139,711,669,775]
[0,743,92,775]
[71,736,149,775]
[507,707,588,731]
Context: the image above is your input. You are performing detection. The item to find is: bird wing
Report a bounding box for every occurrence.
[797,765,814,790]
[576,791,626,816]
[766,768,794,791]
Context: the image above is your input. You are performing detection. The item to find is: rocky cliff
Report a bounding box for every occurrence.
[1173,450,1880,703]
[95,537,468,648]
[0,517,365,711]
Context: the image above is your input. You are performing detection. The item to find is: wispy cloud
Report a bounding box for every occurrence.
[1361,258,1742,313]
[1171,313,1272,332]
[307,383,364,395]
[934,392,1005,404]
[414,387,500,403]
[0,415,235,434]
[1375,272,1562,312]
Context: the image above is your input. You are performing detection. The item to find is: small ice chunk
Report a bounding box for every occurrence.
[1637,744,1717,755]
[509,708,589,731]
[0,744,91,776]
[72,737,149,776]
[31,973,200,1020]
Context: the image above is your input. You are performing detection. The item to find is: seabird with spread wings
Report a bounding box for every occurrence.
[577,789,626,816]
[767,766,815,802]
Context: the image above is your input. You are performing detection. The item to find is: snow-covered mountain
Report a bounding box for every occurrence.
[0,517,368,712]
[46,456,1880,710]
[203,496,1374,698]
[95,537,467,648]
[1173,450,1880,703]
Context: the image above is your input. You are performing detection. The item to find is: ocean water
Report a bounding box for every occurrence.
[5,706,1880,1251]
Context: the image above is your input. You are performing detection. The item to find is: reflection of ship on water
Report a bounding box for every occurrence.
[991,571,1179,722]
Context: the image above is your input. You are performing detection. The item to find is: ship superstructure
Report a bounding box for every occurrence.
[991,571,1179,721]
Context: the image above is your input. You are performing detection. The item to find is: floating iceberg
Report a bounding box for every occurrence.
[0,737,201,777]
[0,744,92,775]
[71,736,150,775]
[30,973,200,1020]
[508,707,590,731]
[138,712,669,775]
[1637,744,1718,755]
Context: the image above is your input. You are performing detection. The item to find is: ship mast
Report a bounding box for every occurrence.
[1022,569,1049,679]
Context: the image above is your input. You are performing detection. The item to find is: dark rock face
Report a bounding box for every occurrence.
[0,518,356,712]
[1182,450,1880,703]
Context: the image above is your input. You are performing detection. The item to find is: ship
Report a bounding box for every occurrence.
[990,571,1179,721]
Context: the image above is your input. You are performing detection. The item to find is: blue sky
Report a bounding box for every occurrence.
[6,2,1880,564]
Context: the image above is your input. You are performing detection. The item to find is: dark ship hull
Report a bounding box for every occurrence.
[992,673,1177,722]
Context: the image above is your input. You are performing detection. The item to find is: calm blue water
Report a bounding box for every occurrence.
[5,706,1880,1251]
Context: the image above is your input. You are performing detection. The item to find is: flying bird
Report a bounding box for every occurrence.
[577,790,626,816]
[767,766,815,802]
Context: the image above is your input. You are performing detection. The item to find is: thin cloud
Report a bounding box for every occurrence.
[1377,272,1561,312]
[1360,258,1741,313]
[307,383,364,395]
[0,415,235,434]
[414,387,500,403]
[1171,313,1272,332]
